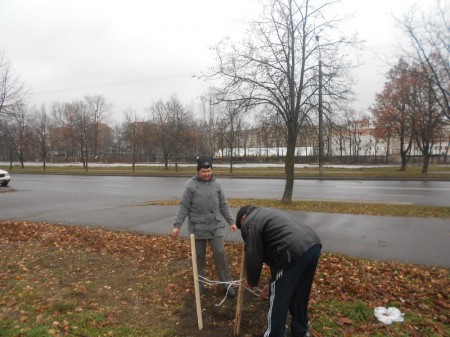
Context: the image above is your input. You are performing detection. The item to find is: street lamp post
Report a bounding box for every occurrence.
[316,36,324,176]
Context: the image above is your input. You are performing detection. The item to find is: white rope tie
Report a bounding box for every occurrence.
[196,275,262,306]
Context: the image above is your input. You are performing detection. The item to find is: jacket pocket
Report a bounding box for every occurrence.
[272,245,290,269]
[190,215,206,224]
[215,214,226,229]
[194,223,210,232]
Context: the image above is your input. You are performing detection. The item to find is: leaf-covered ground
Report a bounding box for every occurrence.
[0,221,448,337]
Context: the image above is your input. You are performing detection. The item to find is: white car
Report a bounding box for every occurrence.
[0,169,11,186]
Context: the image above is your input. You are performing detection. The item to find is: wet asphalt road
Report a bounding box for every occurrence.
[1,174,449,268]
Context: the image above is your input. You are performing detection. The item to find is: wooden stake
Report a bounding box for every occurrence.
[190,234,203,330]
[234,248,246,336]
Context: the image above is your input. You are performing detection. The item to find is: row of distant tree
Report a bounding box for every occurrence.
[0,92,356,168]
[369,0,449,174]
[0,88,446,170]
[1,0,448,202]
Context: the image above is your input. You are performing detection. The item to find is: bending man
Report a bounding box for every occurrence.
[236,206,322,337]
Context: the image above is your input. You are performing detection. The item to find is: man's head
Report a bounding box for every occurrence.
[236,205,253,229]
[196,157,213,181]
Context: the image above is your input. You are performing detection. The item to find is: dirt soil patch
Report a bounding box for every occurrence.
[0,221,448,337]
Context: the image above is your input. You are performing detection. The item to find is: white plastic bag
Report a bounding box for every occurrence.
[374,307,404,325]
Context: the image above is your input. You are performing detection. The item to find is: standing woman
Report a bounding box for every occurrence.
[172,157,237,297]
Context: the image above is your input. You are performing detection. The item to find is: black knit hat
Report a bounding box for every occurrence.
[236,205,252,229]
[196,157,213,171]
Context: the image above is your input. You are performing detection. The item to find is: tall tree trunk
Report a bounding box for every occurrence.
[84,143,89,172]
[420,143,431,174]
[164,156,169,170]
[132,145,136,172]
[422,153,430,174]
[9,147,13,170]
[282,127,297,204]
[385,135,391,163]
[443,140,450,164]
[229,145,234,173]
[400,149,408,171]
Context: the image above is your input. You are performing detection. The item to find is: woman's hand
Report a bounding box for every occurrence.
[171,227,180,239]
[230,224,238,232]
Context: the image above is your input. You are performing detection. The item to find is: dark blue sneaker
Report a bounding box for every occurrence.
[227,286,236,298]
[298,332,311,337]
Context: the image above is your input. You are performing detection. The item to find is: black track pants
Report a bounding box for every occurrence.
[264,244,322,337]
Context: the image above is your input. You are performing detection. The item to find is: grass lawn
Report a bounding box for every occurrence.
[2,163,450,179]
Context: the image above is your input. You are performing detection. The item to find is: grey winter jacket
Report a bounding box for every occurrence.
[241,207,321,286]
[174,175,234,239]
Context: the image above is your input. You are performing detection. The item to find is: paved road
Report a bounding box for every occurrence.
[1,174,449,268]
[3,173,450,206]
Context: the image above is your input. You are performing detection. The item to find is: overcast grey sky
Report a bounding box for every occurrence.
[1,0,429,123]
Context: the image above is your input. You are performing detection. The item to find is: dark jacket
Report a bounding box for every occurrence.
[241,207,321,286]
[174,175,234,239]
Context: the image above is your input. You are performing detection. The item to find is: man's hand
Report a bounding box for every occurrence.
[242,278,253,289]
[171,227,180,239]
[230,224,238,232]
[260,284,270,300]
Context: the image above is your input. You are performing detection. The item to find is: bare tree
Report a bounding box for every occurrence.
[207,0,359,203]
[410,67,445,173]
[109,124,128,162]
[84,95,111,158]
[50,102,78,162]
[332,121,347,161]
[147,95,192,170]
[33,104,52,170]
[220,102,245,172]
[123,109,145,172]
[253,106,286,161]
[340,108,362,162]
[257,116,274,161]
[0,51,28,117]
[4,103,32,168]
[397,0,449,121]
[71,101,92,171]
[198,92,223,156]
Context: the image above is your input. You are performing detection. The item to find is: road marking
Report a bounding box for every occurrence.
[16,177,98,182]
[369,193,422,198]
[336,185,450,191]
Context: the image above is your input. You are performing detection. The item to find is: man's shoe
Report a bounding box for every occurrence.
[297,332,311,337]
